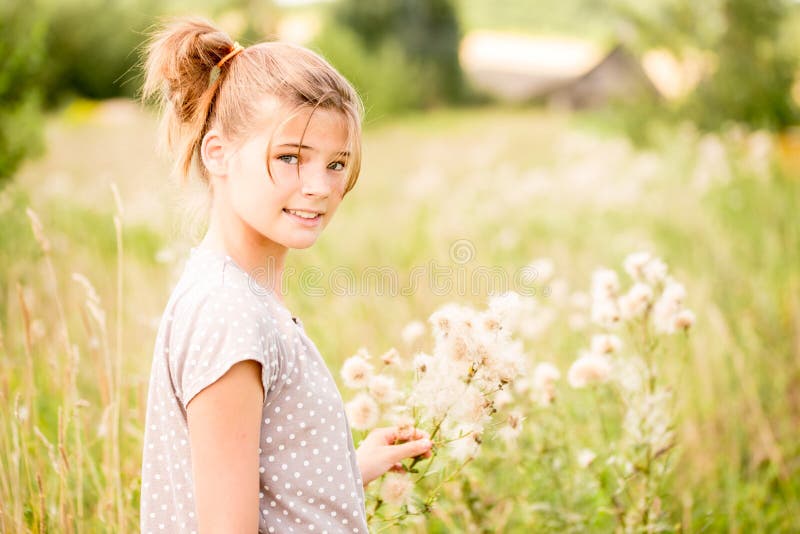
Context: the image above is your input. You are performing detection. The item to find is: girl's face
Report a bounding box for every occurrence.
[222,102,351,251]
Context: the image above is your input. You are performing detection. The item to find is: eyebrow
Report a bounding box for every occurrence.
[277,143,350,157]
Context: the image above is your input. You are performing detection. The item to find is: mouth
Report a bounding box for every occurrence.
[283,208,324,225]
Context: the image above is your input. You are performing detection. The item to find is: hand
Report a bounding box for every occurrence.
[355,426,433,486]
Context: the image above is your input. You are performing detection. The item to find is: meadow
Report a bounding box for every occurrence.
[0,99,798,532]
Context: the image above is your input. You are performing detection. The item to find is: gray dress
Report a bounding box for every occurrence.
[140,247,368,534]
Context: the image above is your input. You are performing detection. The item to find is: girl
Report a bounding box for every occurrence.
[139,17,432,534]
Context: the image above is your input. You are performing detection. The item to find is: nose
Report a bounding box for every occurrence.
[300,165,331,198]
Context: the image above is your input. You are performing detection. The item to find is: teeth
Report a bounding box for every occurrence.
[287,209,318,219]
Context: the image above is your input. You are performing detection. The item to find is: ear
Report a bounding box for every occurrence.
[200,128,228,178]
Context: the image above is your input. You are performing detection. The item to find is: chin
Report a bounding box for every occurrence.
[284,234,320,249]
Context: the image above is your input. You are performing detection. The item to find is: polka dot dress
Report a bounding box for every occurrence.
[140,247,368,534]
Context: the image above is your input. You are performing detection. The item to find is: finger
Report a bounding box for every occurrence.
[385,438,433,463]
[388,462,405,473]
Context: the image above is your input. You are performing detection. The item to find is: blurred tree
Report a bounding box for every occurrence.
[332,0,465,106]
[38,0,160,105]
[0,1,47,186]
[688,0,797,130]
[605,0,798,131]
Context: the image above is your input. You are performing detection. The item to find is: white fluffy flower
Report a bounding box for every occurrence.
[591,268,620,300]
[345,393,380,430]
[524,257,555,284]
[643,257,668,285]
[614,356,648,394]
[576,448,597,468]
[487,291,525,324]
[380,347,400,366]
[413,352,433,374]
[618,282,653,320]
[380,472,414,507]
[368,375,399,404]
[590,334,623,354]
[591,298,621,329]
[340,355,374,389]
[672,309,695,331]
[533,362,560,390]
[653,281,687,333]
[401,320,426,346]
[448,428,481,462]
[567,352,612,388]
[623,251,652,281]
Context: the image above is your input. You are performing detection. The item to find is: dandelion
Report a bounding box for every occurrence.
[614,356,648,394]
[653,281,688,334]
[341,354,374,389]
[643,257,668,285]
[448,428,481,462]
[591,298,621,329]
[577,449,597,468]
[401,320,426,346]
[623,251,652,280]
[380,347,400,366]
[567,352,612,388]
[618,282,653,320]
[368,375,398,404]
[380,472,414,507]
[345,393,380,430]
[532,362,560,405]
[591,268,620,300]
[493,389,513,410]
[413,352,433,374]
[484,292,523,329]
[590,334,623,354]
[672,309,695,330]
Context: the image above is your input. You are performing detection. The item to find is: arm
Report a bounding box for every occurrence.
[186,360,264,534]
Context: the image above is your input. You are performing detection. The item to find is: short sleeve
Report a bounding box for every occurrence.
[171,286,280,410]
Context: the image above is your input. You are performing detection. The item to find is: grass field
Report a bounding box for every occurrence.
[0,99,798,532]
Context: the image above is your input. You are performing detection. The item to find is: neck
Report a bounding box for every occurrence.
[199,190,288,301]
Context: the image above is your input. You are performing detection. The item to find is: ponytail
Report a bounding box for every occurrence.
[142,17,243,182]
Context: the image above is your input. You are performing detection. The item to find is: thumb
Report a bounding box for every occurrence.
[385,438,432,463]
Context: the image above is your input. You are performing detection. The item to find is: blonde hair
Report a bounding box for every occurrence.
[141,16,364,194]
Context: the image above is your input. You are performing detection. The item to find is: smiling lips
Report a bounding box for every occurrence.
[283,208,324,226]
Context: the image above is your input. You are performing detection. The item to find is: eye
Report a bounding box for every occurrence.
[277,154,299,165]
[328,161,346,171]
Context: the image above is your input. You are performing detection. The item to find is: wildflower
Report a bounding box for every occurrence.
[340,354,374,389]
[497,412,524,445]
[448,428,481,462]
[345,393,380,430]
[643,257,668,285]
[567,352,612,388]
[590,334,623,354]
[487,291,525,324]
[591,298,621,329]
[614,356,648,394]
[618,282,653,320]
[380,472,414,507]
[577,449,597,468]
[623,251,651,281]
[400,320,426,346]
[368,375,398,404]
[591,268,620,300]
[653,281,687,334]
[380,347,400,366]
[532,362,560,405]
[412,352,433,374]
[493,389,513,410]
[623,389,673,453]
[672,309,695,330]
